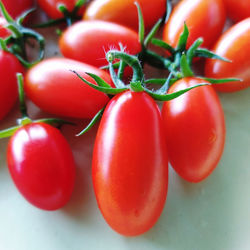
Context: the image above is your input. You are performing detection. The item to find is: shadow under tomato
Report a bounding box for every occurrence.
[130,163,235,250]
[59,120,99,221]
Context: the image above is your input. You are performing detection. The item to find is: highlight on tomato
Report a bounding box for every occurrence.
[59,20,141,68]
[163,0,226,50]
[92,90,168,236]
[24,58,113,118]
[205,17,250,92]
[73,49,213,235]
[0,73,76,211]
[0,16,11,38]
[0,50,24,121]
[83,0,166,32]
[161,77,225,183]
[223,0,250,22]
[7,122,76,210]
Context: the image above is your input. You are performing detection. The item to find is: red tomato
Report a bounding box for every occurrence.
[0,50,24,121]
[59,20,141,68]
[223,0,250,22]
[163,0,226,49]
[162,78,225,183]
[92,91,168,236]
[7,122,75,210]
[0,0,33,19]
[24,58,113,119]
[205,18,250,92]
[0,17,11,38]
[83,0,166,32]
[37,0,85,19]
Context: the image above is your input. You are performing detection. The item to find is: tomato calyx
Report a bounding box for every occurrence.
[74,49,209,136]
[0,73,73,139]
[34,0,87,28]
[0,1,45,68]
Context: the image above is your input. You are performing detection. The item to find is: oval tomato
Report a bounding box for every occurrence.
[205,18,250,92]
[161,78,225,183]
[37,0,85,19]
[92,90,168,236]
[7,122,75,210]
[0,0,34,19]
[59,20,141,68]
[0,50,24,121]
[83,0,166,32]
[163,0,226,49]
[24,58,113,119]
[223,0,250,22]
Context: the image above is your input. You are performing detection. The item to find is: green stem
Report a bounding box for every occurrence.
[16,73,27,118]
[135,1,144,45]
[76,108,104,136]
[106,50,144,82]
[0,0,14,22]
[0,38,8,51]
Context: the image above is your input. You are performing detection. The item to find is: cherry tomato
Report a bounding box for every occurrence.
[205,18,250,92]
[0,17,11,38]
[223,0,250,22]
[0,50,24,121]
[161,78,225,183]
[7,122,75,210]
[37,0,85,19]
[92,90,168,236]
[83,0,166,32]
[0,0,34,19]
[59,20,141,68]
[24,58,113,119]
[163,0,226,49]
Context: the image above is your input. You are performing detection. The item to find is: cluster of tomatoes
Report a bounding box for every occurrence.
[0,0,249,237]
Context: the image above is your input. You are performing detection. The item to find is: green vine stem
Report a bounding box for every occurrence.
[0,1,45,68]
[0,73,73,138]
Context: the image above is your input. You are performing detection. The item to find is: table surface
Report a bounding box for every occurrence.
[0,5,250,250]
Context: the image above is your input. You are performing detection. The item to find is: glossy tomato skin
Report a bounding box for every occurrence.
[24,58,113,118]
[0,17,11,38]
[0,50,24,121]
[59,20,141,68]
[7,122,76,210]
[92,91,168,236]
[37,0,85,19]
[1,0,33,19]
[163,0,226,49]
[205,18,250,92]
[223,0,250,22]
[83,0,166,32]
[162,78,225,183]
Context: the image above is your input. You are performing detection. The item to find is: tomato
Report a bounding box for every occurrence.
[205,18,250,92]
[83,0,166,32]
[0,0,34,19]
[0,50,24,121]
[92,90,168,236]
[37,0,85,19]
[223,0,250,22]
[161,78,225,183]
[0,17,11,38]
[163,0,226,50]
[7,122,75,210]
[24,58,113,119]
[59,20,141,68]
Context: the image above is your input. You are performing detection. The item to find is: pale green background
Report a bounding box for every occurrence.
[0,6,250,250]
[0,82,249,250]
